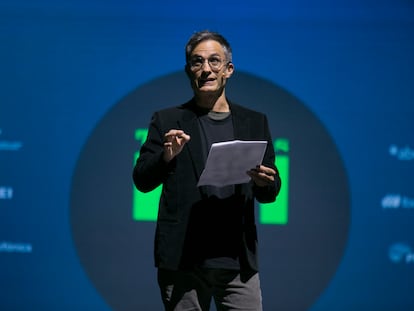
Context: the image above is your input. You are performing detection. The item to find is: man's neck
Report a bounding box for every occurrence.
[194,91,229,112]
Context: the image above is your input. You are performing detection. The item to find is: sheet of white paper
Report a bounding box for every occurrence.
[197,140,267,187]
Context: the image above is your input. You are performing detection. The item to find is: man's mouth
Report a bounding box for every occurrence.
[199,78,215,85]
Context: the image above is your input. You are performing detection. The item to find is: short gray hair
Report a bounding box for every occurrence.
[185,30,232,64]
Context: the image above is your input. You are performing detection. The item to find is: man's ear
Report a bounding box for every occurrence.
[224,62,235,78]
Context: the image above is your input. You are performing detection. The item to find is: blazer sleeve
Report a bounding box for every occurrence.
[252,114,281,203]
[132,112,175,193]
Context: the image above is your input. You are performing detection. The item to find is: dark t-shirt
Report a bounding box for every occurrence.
[195,110,242,270]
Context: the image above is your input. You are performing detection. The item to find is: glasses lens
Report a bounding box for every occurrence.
[190,58,203,70]
[209,57,222,70]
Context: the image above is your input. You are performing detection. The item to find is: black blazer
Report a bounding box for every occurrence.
[133,99,281,271]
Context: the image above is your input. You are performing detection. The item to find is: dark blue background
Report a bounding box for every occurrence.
[1,0,414,310]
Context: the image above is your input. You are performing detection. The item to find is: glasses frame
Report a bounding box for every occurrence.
[188,56,230,72]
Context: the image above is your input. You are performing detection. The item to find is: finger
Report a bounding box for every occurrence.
[165,130,182,140]
[257,165,276,176]
[249,167,275,179]
[179,133,191,142]
[165,130,189,140]
[247,172,274,187]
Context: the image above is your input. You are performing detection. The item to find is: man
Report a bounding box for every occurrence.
[133,30,281,311]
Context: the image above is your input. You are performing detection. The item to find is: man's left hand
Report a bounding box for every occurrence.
[247,165,276,187]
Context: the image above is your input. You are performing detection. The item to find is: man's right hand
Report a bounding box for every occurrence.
[163,129,191,163]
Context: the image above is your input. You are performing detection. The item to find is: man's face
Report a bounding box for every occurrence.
[186,40,234,95]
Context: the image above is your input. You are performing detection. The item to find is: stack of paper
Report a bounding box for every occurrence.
[197,140,267,187]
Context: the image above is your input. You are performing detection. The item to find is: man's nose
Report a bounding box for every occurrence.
[201,59,211,71]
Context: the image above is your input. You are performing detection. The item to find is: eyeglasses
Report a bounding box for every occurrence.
[188,56,229,72]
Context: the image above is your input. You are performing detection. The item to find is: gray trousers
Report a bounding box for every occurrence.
[157,267,262,311]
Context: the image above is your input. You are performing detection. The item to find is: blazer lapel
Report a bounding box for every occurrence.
[231,104,250,140]
[178,105,205,178]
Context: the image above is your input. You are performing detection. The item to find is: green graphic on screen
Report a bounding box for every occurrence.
[133,128,289,225]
